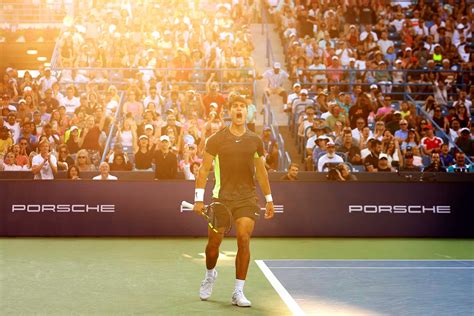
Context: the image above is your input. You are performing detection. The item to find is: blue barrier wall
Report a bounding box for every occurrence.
[0,181,472,237]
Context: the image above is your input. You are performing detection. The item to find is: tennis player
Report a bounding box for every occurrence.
[193,94,274,307]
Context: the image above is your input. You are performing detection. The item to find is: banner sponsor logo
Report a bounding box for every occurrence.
[348,205,451,214]
[11,204,116,213]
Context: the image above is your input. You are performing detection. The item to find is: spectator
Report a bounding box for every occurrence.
[439,143,454,167]
[455,128,473,158]
[281,163,299,180]
[261,126,278,171]
[317,140,344,172]
[110,153,133,171]
[377,153,393,172]
[154,135,177,180]
[11,143,28,167]
[93,162,118,180]
[75,149,96,172]
[337,133,362,165]
[61,86,80,114]
[363,139,382,171]
[134,135,154,171]
[67,165,81,180]
[31,140,58,179]
[56,144,75,171]
[263,62,289,104]
[420,125,443,156]
[327,163,357,181]
[394,119,410,141]
[446,152,473,173]
[0,126,13,158]
[423,152,446,172]
[400,152,421,172]
[1,151,24,171]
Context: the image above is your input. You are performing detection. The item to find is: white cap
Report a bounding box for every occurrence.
[6,67,13,72]
[457,24,465,30]
[327,140,336,146]
[459,127,470,133]
[44,67,51,71]
[8,105,17,112]
[331,55,339,60]
[18,99,26,104]
[370,84,378,89]
[24,86,32,92]
[70,126,79,132]
[160,135,170,142]
[349,58,356,62]
[273,62,281,69]
[145,124,154,130]
[405,47,412,51]
[210,102,218,108]
[349,25,356,29]
[395,59,402,64]
[300,89,308,95]
[139,135,148,140]
[378,60,385,65]
[293,82,301,88]
[379,153,389,160]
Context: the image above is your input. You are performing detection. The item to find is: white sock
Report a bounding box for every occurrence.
[235,279,245,292]
[206,269,216,278]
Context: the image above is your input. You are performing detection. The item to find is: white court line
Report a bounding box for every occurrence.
[262,259,474,261]
[269,267,474,270]
[255,260,306,316]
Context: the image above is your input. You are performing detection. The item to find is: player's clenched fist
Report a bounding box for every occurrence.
[193,201,205,215]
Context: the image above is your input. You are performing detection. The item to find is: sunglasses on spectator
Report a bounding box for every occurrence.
[78,156,86,159]
[20,142,28,145]
[400,123,408,125]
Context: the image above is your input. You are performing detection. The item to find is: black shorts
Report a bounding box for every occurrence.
[213,197,260,221]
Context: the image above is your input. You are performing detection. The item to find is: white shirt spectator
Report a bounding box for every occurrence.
[38,75,58,95]
[93,174,118,180]
[377,39,394,54]
[308,63,326,81]
[390,18,404,32]
[318,153,344,172]
[263,68,289,89]
[32,154,57,179]
[413,24,429,37]
[360,31,378,42]
[61,95,80,114]
[351,128,373,143]
[4,121,21,144]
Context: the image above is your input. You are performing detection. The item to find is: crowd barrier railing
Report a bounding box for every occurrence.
[100,91,126,164]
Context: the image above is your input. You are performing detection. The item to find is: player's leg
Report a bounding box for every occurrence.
[200,227,224,301]
[205,227,224,270]
[232,216,255,307]
[235,217,255,280]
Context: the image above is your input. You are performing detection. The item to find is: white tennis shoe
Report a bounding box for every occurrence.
[231,290,252,307]
[199,270,217,300]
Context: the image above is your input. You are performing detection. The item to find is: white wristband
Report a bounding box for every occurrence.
[265,194,273,203]
[195,189,205,202]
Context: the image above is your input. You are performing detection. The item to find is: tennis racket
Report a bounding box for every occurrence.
[181,201,233,234]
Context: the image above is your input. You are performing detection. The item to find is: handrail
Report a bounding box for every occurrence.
[100,91,126,163]
[404,93,473,165]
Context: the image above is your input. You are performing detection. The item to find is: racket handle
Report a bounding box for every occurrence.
[181,201,194,209]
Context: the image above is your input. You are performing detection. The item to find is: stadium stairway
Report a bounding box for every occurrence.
[250,23,303,168]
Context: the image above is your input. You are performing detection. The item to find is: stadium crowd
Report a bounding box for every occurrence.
[266,0,473,173]
[0,0,266,180]
[1,0,473,180]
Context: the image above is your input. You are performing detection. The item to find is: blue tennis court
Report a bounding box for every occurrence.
[256,260,474,316]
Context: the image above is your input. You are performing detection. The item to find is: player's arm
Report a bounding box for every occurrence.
[193,150,214,214]
[255,155,274,219]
